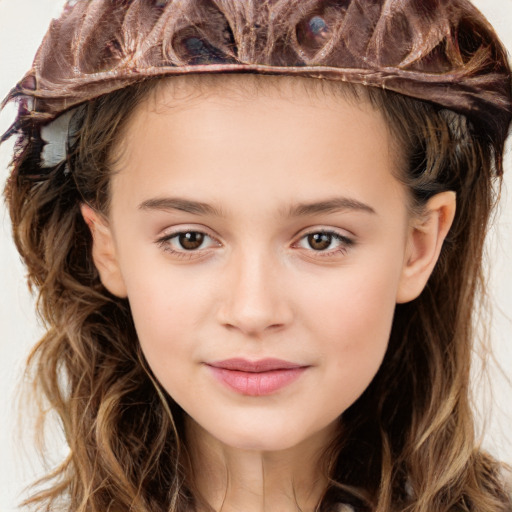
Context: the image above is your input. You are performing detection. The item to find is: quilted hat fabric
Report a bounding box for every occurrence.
[2,0,512,176]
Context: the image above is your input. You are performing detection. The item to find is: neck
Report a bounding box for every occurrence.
[185,418,337,512]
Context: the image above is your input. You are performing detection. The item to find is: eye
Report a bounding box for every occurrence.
[156,230,220,255]
[295,230,353,255]
[174,231,207,250]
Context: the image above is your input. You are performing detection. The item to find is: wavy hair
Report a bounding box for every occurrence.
[4,5,512,512]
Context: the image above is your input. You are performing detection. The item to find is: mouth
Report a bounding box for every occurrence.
[206,358,309,396]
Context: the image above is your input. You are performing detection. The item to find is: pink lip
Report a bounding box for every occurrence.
[206,358,308,396]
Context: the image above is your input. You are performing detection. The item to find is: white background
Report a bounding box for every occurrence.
[0,1,511,510]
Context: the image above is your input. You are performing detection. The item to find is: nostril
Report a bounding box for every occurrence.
[221,322,286,337]
[218,304,289,336]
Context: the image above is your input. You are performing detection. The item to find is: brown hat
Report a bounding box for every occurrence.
[2,0,512,177]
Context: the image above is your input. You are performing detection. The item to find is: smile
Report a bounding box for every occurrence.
[206,358,309,396]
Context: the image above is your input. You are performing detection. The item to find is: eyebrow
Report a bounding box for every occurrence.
[284,197,377,217]
[138,196,376,217]
[138,197,225,216]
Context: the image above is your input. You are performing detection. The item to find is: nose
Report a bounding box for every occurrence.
[216,250,293,336]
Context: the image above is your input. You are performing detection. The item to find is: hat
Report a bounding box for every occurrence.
[2,0,511,178]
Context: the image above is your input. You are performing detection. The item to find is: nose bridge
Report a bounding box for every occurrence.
[218,243,291,335]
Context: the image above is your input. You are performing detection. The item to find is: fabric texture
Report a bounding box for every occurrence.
[2,0,512,178]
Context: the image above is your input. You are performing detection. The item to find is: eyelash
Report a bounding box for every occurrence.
[293,230,354,257]
[156,230,220,260]
[155,229,354,259]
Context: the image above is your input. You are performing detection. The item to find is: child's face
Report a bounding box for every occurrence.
[90,79,424,452]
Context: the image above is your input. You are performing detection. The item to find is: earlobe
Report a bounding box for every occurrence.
[396,191,456,304]
[80,204,128,298]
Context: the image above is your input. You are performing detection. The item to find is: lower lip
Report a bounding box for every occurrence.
[207,366,307,396]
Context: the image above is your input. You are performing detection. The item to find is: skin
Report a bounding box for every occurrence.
[82,76,455,512]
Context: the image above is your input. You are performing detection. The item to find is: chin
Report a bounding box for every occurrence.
[230,431,301,452]
[205,416,335,454]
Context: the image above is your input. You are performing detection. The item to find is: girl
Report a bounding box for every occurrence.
[1,1,511,511]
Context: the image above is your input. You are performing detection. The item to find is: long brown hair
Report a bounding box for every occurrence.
[5,72,511,512]
[3,0,512,510]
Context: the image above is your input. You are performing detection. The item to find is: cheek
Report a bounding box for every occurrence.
[298,260,402,403]
[127,292,197,402]
[302,254,400,341]
[126,270,207,344]
[121,261,220,392]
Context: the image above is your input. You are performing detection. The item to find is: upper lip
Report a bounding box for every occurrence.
[207,358,306,373]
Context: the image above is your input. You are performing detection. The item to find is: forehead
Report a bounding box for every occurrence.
[109,74,405,219]
[115,74,398,167]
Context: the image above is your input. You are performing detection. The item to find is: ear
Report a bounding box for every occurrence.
[80,204,128,298]
[396,191,456,304]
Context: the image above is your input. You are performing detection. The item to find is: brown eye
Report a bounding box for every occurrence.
[156,230,220,257]
[297,231,354,255]
[178,232,205,250]
[307,233,333,251]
